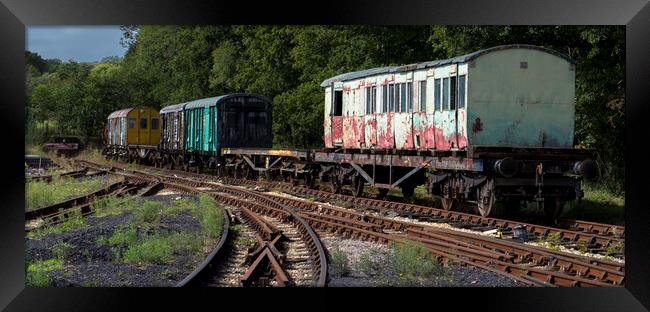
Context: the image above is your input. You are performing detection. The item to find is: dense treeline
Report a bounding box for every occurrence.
[25,26,624,193]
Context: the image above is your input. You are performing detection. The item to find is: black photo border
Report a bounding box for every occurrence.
[1,0,649,311]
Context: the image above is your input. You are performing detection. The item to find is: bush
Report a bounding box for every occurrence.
[389,241,442,284]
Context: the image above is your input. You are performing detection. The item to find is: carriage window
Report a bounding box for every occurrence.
[434,79,441,111]
[332,90,343,116]
[371,86,377,114]
[128,118,136,129]
[389,84,395,112]
[382,85,388,113]
[365,87,370,114]
[407,82,413,112]
[450,76,457,110]
[151,118,159,130]
[419,81,427,112]
[442,78,449,110]
[458,75,466,109]
[399,83,408,112]
[140,118,148,129]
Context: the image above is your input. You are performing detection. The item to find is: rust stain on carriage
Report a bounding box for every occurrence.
[472,117,483,134]
[343,116,365,148]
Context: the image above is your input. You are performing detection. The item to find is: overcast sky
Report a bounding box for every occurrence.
[26,26,128,63]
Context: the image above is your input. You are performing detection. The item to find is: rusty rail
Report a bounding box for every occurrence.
[25,168,89,183]
[558,219,625,238]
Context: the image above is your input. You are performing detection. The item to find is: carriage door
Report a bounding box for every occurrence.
[331,82,344,147]
[138,108,150,145]
[449,72,458,149]
[456,71,467,149]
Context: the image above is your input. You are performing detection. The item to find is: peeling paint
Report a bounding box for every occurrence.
[343,116,365,148]
[377,113,395,149]
[394,113,414,149]
[364,115,378,147]
[332,116,344,146]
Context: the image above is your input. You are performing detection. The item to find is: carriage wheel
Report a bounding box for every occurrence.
[477,179,496,217]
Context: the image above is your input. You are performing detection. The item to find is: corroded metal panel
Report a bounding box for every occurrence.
[331,116,344,146]
[412,112,435,149]
[364,115,378,148]
[394,112,414,149]
[376,113,395,149]
[323,117,333,148]
[342,116,364,148]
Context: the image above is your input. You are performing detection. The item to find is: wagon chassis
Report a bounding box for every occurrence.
[216,145,594,221]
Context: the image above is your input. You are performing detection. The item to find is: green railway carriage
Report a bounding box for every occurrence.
[182,94,273,155]
[156,93,274,171]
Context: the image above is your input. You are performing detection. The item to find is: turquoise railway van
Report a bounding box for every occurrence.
[182,94,273,155]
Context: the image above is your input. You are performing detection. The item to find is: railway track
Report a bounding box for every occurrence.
[73,159,624,287]
[75,163,327,287]
[84,159,623,256]
[206,183,625,287]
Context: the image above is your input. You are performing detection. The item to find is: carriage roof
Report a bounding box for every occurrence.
[320,44,574,87]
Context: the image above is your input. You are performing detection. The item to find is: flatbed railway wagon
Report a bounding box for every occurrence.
[103,107,161,163]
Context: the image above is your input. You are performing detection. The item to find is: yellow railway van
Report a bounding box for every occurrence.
[104,107,161,162]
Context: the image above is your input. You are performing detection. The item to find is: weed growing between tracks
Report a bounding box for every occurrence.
[387,241,444,286]
[330,248,351,277]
